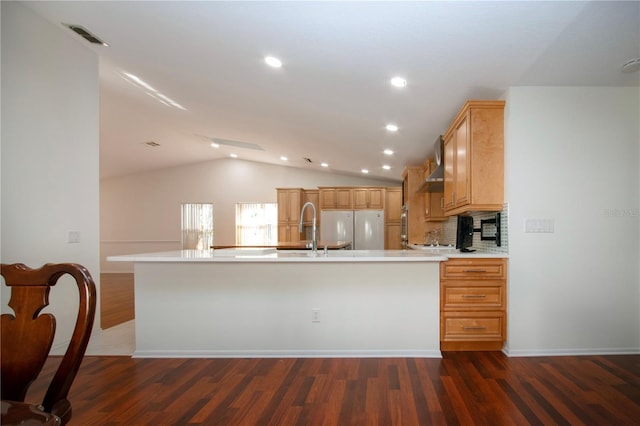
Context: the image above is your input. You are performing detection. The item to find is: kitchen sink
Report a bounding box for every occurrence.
[408,244,458,254]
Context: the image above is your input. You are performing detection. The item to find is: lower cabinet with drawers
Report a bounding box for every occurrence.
[440,257,507,351]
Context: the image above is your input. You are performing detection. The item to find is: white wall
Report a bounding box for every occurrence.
[505,86,640,355]
[1,2,101,347]
[100,158,399,272]
[133,261,441,357]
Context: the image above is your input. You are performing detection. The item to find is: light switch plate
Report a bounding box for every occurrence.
[525,219,554,233]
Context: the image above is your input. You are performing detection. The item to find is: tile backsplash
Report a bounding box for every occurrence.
[441,203,509,253]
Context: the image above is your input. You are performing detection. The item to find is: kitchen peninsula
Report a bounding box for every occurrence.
[108,249,446,358]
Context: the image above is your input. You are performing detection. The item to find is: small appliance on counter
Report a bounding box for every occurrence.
[456,216,475,252]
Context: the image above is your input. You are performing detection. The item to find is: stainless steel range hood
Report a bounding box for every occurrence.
[418,136,444,193]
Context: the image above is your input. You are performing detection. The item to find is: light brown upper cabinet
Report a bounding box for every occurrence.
[353,187,385,210]
[443,100,505,216]
[319,187,353,210]
[384,187,402,224]
[277,188,303,242]
[302,189,319,224]
[422,158,447,222]
[402,166,425,244]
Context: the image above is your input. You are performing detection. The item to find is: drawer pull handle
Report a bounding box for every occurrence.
[462,269,487,273]
[462,294,486,299]
[462,326,487,330]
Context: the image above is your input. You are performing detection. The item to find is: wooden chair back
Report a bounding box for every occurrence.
[1,263,96,425]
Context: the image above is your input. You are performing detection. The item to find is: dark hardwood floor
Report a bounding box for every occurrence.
[100,273,135,329]
[28,352,639,425]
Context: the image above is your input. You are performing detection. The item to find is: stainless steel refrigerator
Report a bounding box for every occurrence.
[320,210,385,250]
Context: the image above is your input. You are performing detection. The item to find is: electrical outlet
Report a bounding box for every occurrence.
[311,308,320,323]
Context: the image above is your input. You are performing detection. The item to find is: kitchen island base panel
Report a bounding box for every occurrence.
[133,261,440,358]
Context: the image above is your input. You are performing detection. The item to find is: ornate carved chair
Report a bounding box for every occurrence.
[1,263,97,425]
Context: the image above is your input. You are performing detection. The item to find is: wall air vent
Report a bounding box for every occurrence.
[64,24,109,46]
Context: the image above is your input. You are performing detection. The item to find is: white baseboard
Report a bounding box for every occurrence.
[504,347,640,357]
[133,349,443,359]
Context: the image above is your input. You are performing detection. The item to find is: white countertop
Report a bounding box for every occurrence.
[408,244,509,258]
[107,249,448,263]
[108,247,508,263]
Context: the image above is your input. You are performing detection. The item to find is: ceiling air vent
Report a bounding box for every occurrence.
[64,24,109,46]
[209,138,264,151]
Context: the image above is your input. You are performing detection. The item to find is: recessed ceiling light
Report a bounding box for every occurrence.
[386,124,398,132]
[390,77,407,88]
[361,169,369,174]
[382,165,391,170]
[321,162,329,168]
[230,153,238,158]
[265,56,283,68]
[280,156,288,161]
[383,149,394,156]
[210,143,220,148]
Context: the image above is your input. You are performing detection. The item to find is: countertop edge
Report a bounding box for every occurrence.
[107,249,507,263]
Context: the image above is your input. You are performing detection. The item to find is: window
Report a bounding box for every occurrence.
[181,203,214,249]
[235,203,277,245]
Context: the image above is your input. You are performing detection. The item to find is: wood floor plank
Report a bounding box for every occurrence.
[100,272,135,329]
[22,353,640,425]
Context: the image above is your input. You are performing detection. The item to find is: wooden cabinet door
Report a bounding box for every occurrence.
[277,190,291,221]
[443,134,456,210]
[368,188,384,209]
[385,187,402,223]
[353,188,385,210]
[277,189,302,222]
[319,189,336,210]
[277,223,288,243]
[278,223,301,243]
[425,191,446,221]
[402,166,425,244]
[454,115,470,208]
[302,190,319,223]
[289,190,302,221]
[385,223,402,249]
[353,188,369,209]
[335,188,353,209]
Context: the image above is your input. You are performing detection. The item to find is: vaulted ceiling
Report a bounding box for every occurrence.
[25,1,640,182]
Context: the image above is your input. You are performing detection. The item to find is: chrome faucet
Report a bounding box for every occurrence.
[299,201,317,253]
